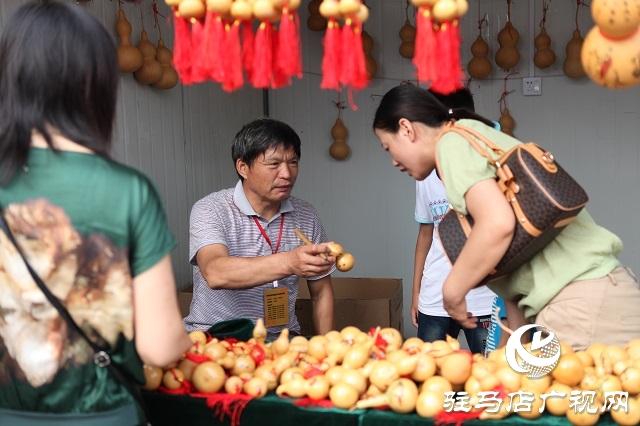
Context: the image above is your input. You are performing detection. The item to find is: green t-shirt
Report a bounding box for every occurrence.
[436,119,622,320]
[0,148,176,414]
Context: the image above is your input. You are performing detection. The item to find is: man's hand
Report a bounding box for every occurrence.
[410,299,419,328]
[286,243,335,277]
[443,280,478,329]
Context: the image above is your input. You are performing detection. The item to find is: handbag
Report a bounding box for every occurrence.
[435,124,589,285]
[0,211,151,426]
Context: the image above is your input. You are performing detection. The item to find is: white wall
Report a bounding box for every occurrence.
[3,0,638,338]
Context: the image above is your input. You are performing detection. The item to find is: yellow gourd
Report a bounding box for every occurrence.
[398,19,416,59]
[152,38,179,90]
[533,26,556,69]
[467,34,492,78]
[116,9,142,73]
[134,30,163,85]
[362,30,377,79]
[179,0,206,20]
[307,0,327,30]
[329,117,350,160]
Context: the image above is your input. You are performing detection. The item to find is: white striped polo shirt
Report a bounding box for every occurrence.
[184,180,334,338]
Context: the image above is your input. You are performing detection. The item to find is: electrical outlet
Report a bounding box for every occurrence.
[523,77,542,96]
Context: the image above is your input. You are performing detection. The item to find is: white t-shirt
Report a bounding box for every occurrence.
[415,170,496,316]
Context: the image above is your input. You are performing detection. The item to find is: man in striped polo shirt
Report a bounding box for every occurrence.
[184,118,336,340]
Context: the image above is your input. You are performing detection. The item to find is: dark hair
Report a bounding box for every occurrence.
[232,118,302,180]
[0,1,118,184]
[372,84,493,134]
[429,87,475,112]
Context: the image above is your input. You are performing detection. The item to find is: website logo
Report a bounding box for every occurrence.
[505,324,560,378]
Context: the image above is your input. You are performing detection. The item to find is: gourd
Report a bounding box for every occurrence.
[563,2,586,78]
[362,30,377,78]
[152,38,179,90]
[179,0,206,19]
[308,0,328,30]
[580,0,640,89]
[467,14,491,79]
[116,9,143,73]
[494,0,519,70]
[398,18,416,59]
[499,107,515,137]
[533,26,556,69]
[134,30,163,85]
[329,116,350,160]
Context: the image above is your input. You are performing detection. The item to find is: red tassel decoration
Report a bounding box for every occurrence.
[413,6,437,84]
[172,9,193,84]
[350,22,368,90]
[206,393,254,426]
[271,28,290,89]
[202,12,226,83]
[251,22,273,88]
[222,21,244,92]
[241,21,255,84]
[190,17,207,83]
[320,18,341,90]
[431,20,463,94]
[276,5,302,79]
[339,18,355,86]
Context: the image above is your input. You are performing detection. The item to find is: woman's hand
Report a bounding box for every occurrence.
[443,281,478,328]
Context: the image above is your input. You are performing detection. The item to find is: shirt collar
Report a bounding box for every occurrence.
[232,180,294,220]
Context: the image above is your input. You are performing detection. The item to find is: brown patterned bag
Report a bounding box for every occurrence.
[436,124,589,285]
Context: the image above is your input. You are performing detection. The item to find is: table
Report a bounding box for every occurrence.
[143,391,618,426]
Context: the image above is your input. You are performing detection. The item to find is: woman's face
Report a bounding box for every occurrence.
[374,123,435,181]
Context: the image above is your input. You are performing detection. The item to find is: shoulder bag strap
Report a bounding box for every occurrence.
[0,211,151,425]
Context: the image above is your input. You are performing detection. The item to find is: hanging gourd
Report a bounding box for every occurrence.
[398,1,416,59]
[467,10,491,79]
[498,73,517,137]
[494,0,520,71]
[319,0,370,103]
[533,2,556,69]
[116,8,143,73]
[153,38,180,90]
[411,0,469,94]
[308,0,328,31]
[581,0,640,89]
[329,99,350,160]
[362,30,377,79]
[134,29,164,85]
[563,0,587,78]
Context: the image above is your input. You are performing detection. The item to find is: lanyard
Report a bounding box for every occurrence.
[252,214,285,254]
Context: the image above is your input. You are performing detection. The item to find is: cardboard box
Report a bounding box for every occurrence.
[178,285,194,318]
[296,277,404,337]
[178,278,405,338]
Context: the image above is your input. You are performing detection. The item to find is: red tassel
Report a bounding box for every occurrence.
[190,17,207,83]
[413,6,437,84]
[431,20,463,94]
[339,18,354,86]
[202,12,226,83]
[172,9,193,84]
[271,30,290,89]
[320,18,341,90]
[251,22,273,88]
[434,409,483,426]
[276,6,302,79]
[294,398,335,408]
[222,21,244,92]
[206,393,254,426]
[350,22,368,90]
[241,21,255,83]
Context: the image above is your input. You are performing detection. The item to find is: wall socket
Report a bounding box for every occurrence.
[523,77,542,96]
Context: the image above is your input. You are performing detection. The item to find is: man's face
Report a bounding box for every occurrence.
[239,145,299,204]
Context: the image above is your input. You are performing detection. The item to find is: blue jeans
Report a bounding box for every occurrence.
[417,312,491,354]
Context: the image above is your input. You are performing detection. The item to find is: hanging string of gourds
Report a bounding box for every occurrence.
[164,0,302,92]
[410,0,469,95]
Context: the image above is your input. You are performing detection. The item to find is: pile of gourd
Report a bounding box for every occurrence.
[143,321,640,425]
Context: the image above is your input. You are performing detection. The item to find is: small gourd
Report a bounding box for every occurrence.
[495,21,520,70]
[152,38,179,90]
[179,0,206,20]
[467,35,492,79]
[563,29,586,78]
[329,117,350,160]
[116,9,142,73]
[533,26,556,69]
[134,30,163,85]
[499,107,515,137]
[362,30,377,79]
[398,19,416,59]
[307,0,328,30]
[230,0,253,20]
